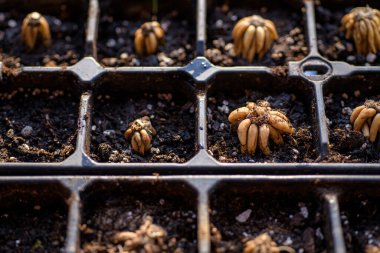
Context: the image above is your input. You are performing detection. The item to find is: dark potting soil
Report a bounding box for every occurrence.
[341,196,380,253]
[81,188,197,252]
[98,13,195,67]
[210,192,326,253]
[0,191,67,253]
[206,4,308,67]
[0,8,84,67]
[0,88,78,162]
[90,93,196,163]
[316,3,380,66]
[207,91,317,163]
[324,89,380,163]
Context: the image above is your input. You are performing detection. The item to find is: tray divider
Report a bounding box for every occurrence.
[198,188,211,253]
[62,91,95,166]
[196,0,207,56]
[189,179,217,253]
[196,92,208,150]
[85,0,100,59]
[313,82,330,158]
[303,0,320,56]
[323,193,347,253]
[65,191,82,253]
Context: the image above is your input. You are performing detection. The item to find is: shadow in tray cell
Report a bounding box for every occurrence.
[0,0,87,67]
[206,0,307,67]
[0,87,79,162]
[339,187,380,253]
[90,92,196,163]
[210,182,327,253]
[207,74,317,163]
[316,0,380,66]
[0,182,69,253]
[323,74,380,162]
[80,180,198,253]
[97,0,196,67]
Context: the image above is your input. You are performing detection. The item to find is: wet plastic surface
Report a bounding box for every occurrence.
[1,0,380,252]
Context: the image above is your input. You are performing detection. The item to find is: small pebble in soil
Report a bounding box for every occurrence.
[6,129,14,138]
[20,126,33,137]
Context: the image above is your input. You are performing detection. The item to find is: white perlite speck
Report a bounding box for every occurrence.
[283,237,293,246]
[300,206,309,218]
[316,228,324,240]
[218,105,230,114]
[103,130,116,136]
[235,209,252,223]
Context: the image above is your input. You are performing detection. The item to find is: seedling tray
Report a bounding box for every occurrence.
[1,175,380,253]
[1,0,380,252]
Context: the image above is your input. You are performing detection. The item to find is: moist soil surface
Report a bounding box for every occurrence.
[0,8,84,67]
[0,192,67,253]
[90,93,195,163]
[324,89,380,162]
[81,189,197,252]
[316,4,380,66]
[210,192,326,253]
[207,91,317,163]
[0,88,78,162]
[98,13,195,67]
[341,196,380,253]
[206,4,308,67]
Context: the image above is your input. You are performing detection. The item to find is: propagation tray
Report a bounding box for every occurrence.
[1,0,380,252]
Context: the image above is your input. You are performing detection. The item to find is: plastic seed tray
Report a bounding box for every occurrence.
[1,0,380,252]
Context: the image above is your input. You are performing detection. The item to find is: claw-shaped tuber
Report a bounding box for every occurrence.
[113,216,166,253]
[237,118,252,154]
[21,12,52,51]
[134,21,165,56]
[243,233,295,253]
[228,106,251,124]
[124,116,156,155]
[232,15,278,63]
[341,6,380,55]
[228,101,294,156]
[366,244,380,253]
[351,100,380,143]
